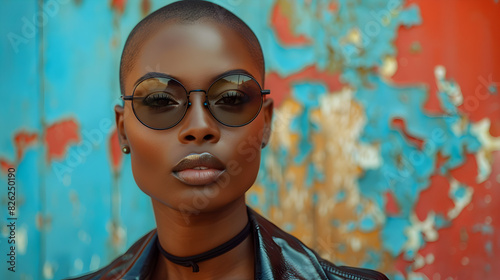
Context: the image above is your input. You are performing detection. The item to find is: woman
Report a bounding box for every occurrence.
[70,1,388,279]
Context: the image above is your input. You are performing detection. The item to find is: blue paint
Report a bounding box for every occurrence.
[9,151,43,278]
[434,214,451,229]
[331,219,341,227]
[452,185,467,200]
[305,163,315,187]
[43,0,117,125]
[312,192,319,204]
[346,221,356,232]
[404,239,423,260]
[265,29,318,76]
[356,204,364,215]
[399,5,423,26]
[438,91,459,114]
[404,249,416,261]
[330,0,421,70]
[257,4,459,269]
[393,273,406,280]
[288,83,327,191]
[473,224,494,235]
[489,84,497,94]
[284,223,295,232]
[485,263,491,271]
[381,217,410,257]
[248,193,260,206]
[361,250,382,270]
[359,215,377,232]
[354,74,481,259]
[336,190,346,202]
[0,1,42,161]
[1,1,45,279]
[485,240,493,256]
[2,0,493,278]
[338,243,347,253]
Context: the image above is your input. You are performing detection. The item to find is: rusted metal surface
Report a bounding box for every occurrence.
[0,0,498,279]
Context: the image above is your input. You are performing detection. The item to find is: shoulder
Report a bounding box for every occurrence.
[248,207,388,280]
[63,229,157,280]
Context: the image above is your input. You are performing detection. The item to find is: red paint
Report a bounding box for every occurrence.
[415,168,499,279]
[488,110,500,137]
[45,119,80,162]
[271,1,311,46]
[391,118,424,149]
[412,151,500,279]
[1,159,13,174]
[434,152,449,170]
[390,5,499,274]
[266,66,342,106]
[328,1,338,13]
[449,153,479,187]
[141,0,151,17]
[392,0,500,134]
[109,129,123,173]
[110,0,127,14]
[385,191,400,216]
[0,131,38,174]
[414,174,454,221]
[394,253,414,278]
[14,132,38,160]
[141,0,151,16]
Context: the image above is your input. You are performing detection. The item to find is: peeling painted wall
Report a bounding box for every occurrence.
[1,0,499,279]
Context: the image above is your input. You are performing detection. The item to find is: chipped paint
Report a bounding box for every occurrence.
[0,0,498,279]
[109,129,123,173]
[45,119,80,162]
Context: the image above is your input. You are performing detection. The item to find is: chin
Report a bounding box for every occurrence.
[146,180,251,211]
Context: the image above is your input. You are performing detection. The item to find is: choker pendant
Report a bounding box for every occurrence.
[156,220,251,273]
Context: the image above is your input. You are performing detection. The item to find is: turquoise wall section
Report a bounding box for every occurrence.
[1,1,499,279]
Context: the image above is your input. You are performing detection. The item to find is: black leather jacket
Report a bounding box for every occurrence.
[68,207,388,280]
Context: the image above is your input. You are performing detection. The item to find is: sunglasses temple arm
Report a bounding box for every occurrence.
[121,95,135,101]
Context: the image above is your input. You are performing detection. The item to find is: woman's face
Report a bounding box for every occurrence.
[116,20,273,214]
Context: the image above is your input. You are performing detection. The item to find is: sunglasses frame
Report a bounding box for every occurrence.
[121,73,270,130]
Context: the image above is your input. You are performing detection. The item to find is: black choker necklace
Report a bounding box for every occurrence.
[156,220,251,273]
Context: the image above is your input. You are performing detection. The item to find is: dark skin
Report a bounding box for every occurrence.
[115,19,273,280]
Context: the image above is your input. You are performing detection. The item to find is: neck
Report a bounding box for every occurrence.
[151,196,254,279]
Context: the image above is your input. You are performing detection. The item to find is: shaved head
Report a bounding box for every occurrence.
[119,0,265,96]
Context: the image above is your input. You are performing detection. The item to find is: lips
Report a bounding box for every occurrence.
[172,152,226,186]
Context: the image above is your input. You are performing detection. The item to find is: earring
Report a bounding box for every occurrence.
[261,142,267,148]
[122,146,130,154]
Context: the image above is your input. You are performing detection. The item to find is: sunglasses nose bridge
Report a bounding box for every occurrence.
[187,89,208,107]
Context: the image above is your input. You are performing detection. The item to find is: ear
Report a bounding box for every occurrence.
[261,98,274,148]
[114,105,129,147]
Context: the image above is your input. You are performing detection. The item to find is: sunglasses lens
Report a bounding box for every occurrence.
[132,77,188,129]
[208,75,263,126]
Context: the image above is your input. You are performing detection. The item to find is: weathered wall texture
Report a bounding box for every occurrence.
[1,0,499,279]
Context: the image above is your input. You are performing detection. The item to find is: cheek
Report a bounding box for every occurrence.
[124,117,175,196]
[223,115,266,187]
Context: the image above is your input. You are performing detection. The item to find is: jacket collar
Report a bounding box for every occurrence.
[248,207,331,280]
[111,206,331,279]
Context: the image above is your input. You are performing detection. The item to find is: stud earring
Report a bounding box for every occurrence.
[122,146,130,154]
[261,142,267,148]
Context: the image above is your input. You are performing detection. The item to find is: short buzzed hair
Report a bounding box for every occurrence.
[119,0,265,96]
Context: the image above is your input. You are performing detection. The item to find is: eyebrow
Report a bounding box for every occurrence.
[133,69,256,87]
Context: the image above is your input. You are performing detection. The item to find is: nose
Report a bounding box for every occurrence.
[178,92,220,144]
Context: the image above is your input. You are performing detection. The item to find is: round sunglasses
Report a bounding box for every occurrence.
[121,73,270,130]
